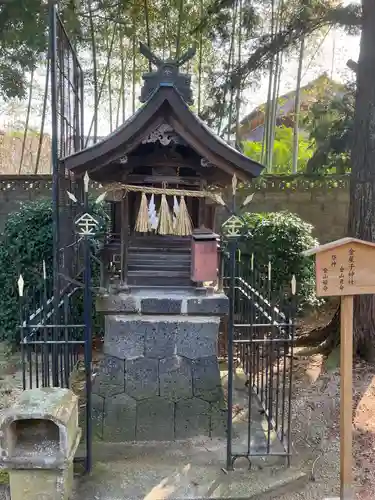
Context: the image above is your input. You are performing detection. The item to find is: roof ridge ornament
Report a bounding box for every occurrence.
[142,122,186,146]
[139,43,196,105]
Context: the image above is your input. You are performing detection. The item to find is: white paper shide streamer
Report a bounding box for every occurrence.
[148,193,158,230]
[173,195,180,231]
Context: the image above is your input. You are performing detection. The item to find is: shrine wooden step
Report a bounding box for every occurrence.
[128,269,190,277]
[128,262,191,271]
[131,235,190,246]
[128,253,191,262]
[129,246,191,254]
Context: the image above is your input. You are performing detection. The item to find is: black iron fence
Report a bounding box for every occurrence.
[223,250,295,468]
[18,238,97,472]
[19,283,85,391]
[55,14,84,158]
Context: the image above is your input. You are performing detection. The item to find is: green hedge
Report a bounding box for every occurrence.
[0,198,105,345]
[238,211,319,308]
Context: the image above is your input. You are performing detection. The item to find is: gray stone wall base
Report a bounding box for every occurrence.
[93,311,227,441]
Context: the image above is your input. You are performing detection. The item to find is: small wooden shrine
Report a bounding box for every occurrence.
[62,44,263,289]
[60,45,265,443]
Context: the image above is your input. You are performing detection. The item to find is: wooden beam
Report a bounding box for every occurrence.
[198,180,207,227]
[127,174,201,186]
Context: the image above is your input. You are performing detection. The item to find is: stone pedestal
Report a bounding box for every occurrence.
[8,465,74,500]
[94,291,228,441]
[0,388,81,500]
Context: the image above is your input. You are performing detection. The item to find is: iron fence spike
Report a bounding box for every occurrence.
[241,192,255,207]
[67,190,78,203]
[232,174,237,195]
[95,191,107,204]
[83,171,90,192]
[18,274,25,297]
[291,275,297,295]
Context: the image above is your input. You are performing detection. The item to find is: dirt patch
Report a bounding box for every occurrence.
[275,348,375,500]
[274,304,375,499]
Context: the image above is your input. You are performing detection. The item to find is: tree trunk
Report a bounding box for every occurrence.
[348,0,375,361]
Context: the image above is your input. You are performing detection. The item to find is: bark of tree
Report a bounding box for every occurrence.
[348,0,375,362]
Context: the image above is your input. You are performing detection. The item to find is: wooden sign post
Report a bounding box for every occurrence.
[305,237,375,500]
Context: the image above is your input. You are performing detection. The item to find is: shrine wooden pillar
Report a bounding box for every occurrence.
[198,181,207,228]
[120,191,129,287]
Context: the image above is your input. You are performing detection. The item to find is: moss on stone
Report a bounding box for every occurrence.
[0,470,9,484]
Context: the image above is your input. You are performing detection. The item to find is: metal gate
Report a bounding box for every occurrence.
[222,244,296,470]
[19,219,96,473]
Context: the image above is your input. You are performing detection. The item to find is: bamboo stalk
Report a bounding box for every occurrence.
[107,31,113,132]
[197,0,203,116]
[19,69,34,174]
[235,0,243,148]
[87,0,98,143]
[35,60,49,174]
[144,0,152,71]
[218,0,237,137]
[175,0,184,59]
[292,37,305,174]
[132,29,136,114]
[85,21,117,146]
[227,0,238,144]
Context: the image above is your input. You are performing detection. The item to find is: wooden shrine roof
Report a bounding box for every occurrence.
[61,84,264,182]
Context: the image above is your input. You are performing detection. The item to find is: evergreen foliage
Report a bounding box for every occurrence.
[0,198,105,345]
[238,211,319,308]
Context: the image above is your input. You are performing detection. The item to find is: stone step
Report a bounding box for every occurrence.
[129,285,196,292]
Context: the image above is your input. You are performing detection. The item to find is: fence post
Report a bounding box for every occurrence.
[83,172,93,474]
[18,275,26,390]
[226,237,236,471]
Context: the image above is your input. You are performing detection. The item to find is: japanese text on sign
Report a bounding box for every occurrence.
[339,265,345,291]
[348,248,355,285]
[322,267,329,292]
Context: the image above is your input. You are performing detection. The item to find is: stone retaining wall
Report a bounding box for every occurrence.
[0,175,350,243]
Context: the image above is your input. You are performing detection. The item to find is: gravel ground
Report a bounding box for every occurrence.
[276,349,375,500]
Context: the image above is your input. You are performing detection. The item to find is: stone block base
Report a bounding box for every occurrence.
[93,312,227,441]
[9,463,74,500]
[92,393,227,442]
